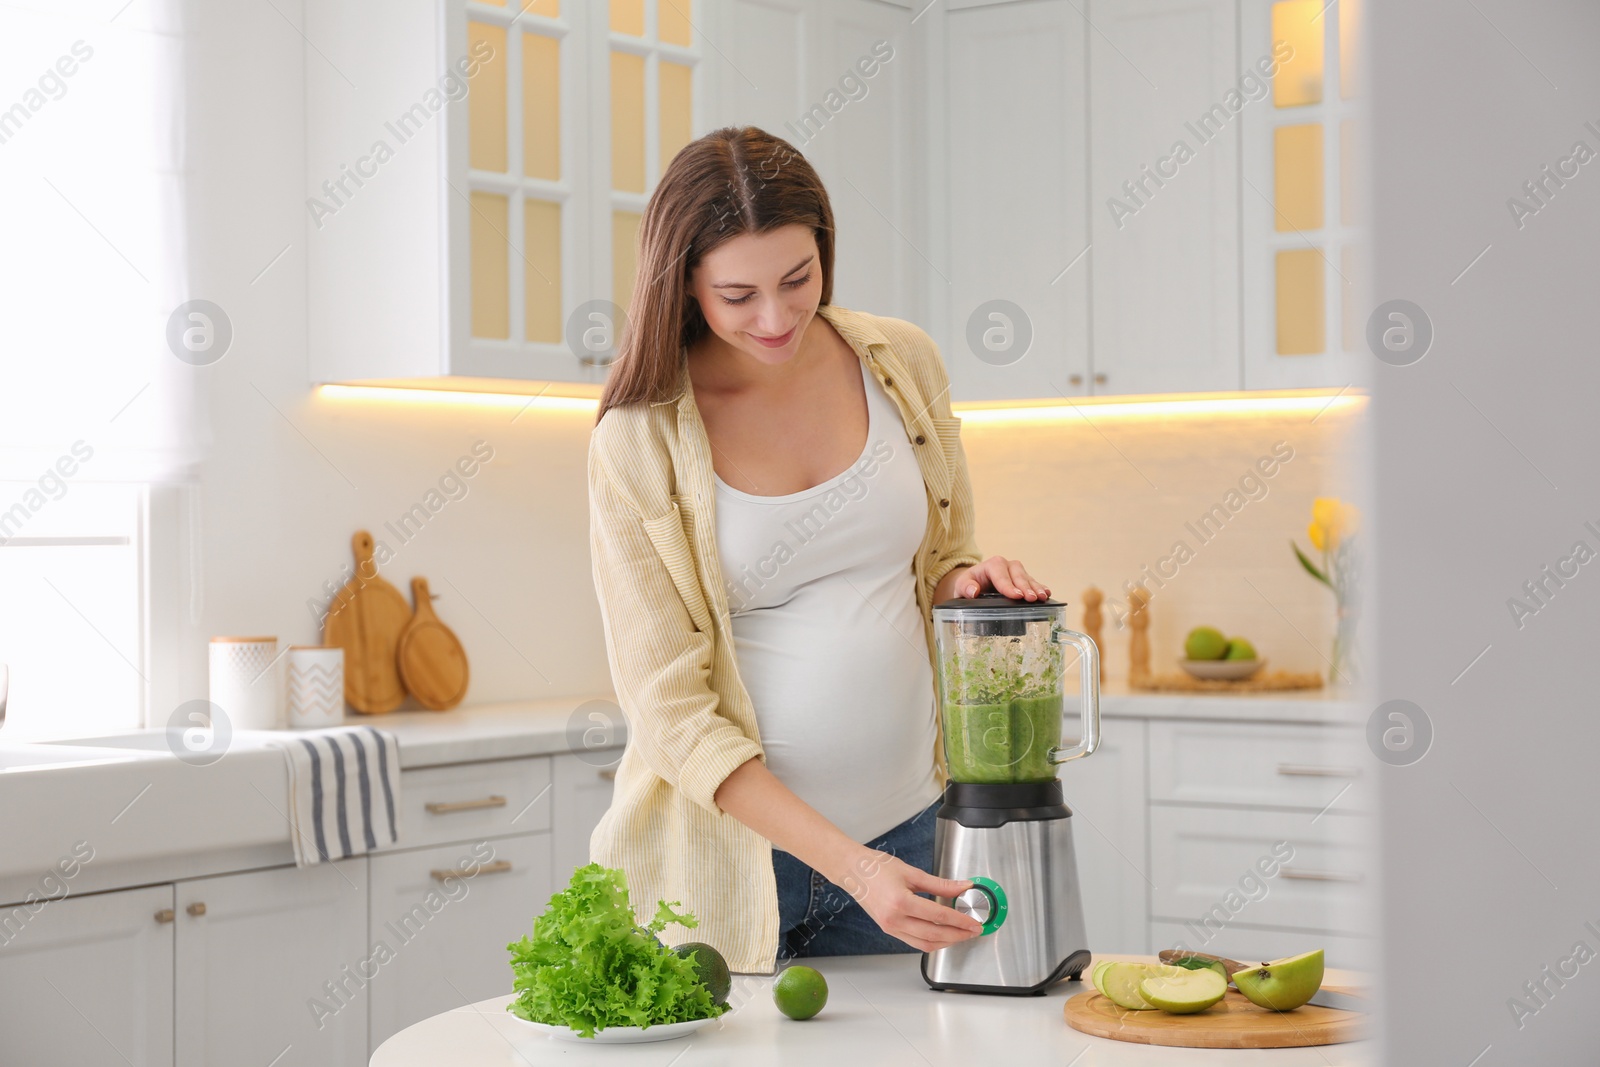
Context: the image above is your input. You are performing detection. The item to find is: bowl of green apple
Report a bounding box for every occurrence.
[1179,626,1264,680]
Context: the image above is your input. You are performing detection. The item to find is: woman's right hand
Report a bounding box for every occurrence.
[835,849,984,952]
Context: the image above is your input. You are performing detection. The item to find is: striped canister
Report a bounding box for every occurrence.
[208,636,281,731]
[286,646,345,729]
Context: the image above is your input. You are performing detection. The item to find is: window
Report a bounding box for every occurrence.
[458,0,699,377]
[0,483,146,740]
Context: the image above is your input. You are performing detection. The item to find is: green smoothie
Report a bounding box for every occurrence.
[942,692,1062,783]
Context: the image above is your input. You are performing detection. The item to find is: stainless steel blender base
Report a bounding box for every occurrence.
[921,810,1090,994]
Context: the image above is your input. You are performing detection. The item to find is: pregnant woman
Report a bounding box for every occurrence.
[587,126,1052,975]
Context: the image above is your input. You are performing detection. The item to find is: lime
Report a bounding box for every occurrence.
[1141,968,1228,1014]
[1224,637,1257,661]
[676,942,732,1005]
[773,965,828,1020]
[1184,626,1228,661]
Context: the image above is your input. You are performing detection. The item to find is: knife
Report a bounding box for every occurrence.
[1156,949,1366,1012]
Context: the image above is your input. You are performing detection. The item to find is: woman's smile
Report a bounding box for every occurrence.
[749,323,797,348]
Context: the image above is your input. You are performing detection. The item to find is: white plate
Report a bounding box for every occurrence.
[1178,658,1265,680]
[511,1011,726,1044]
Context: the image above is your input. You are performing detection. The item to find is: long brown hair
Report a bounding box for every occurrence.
[595,126,836,422]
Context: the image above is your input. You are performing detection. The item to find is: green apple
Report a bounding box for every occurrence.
[1091,960,1113,995]
[1140,967,1228,1014]
[1184,626,1229,660]
[1169,954,1230,981]
[1231,949,1325,1011]
[1224,637,1257,661]
[1101,963,1181,1010]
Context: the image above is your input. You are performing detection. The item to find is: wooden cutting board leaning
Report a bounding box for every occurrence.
[322,530,469,713]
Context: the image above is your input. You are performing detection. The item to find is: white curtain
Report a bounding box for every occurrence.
[0,0,208,484]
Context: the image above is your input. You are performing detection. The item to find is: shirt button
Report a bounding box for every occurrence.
[939,498,950,508]
[914,434,926,445]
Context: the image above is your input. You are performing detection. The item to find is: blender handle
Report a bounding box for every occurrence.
[1048,627,1100,764]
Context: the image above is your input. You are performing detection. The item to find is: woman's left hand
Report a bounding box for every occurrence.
[955,556,1050,601]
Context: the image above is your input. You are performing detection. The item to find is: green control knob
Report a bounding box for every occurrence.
[953,876,1008,936]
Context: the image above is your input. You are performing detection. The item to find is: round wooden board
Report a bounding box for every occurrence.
[396,576,469,711]
[1064,989,1364,1049]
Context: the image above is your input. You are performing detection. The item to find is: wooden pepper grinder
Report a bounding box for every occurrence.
[1128,588,1151,686]
[1081,587,1106,683]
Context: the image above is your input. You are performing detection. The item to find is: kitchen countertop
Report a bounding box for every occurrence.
[359,683,1358,769]
[370,954,1371,1066]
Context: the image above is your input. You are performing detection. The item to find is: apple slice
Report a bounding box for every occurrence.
[1140,967,1228,1014]
[1101,963,1183,1010]
[1091,960,1114,996]
[1231,949,1325,1011]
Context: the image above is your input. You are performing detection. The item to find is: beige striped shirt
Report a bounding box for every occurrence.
[586,303,983,974]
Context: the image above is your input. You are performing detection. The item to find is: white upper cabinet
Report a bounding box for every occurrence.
[930,0,1091,402]
[708,0,922,321]
[304,0,1352,399]
[1089,0,1241,395]
[307,0,705,388]
[1240,0,1366,389]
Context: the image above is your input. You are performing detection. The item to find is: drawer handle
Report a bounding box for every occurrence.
[425,795,507,815]
[186,902,207,917]
[1277,763,1360,778]
[155,909,175,924]
[1280,867,1362,883]
[599,769,617,781]
[431,860,513,882]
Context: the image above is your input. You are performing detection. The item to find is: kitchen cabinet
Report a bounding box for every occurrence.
[174,861,368,1067]
[0,884,174,1067]
[1062,720,1150,955]
[550,750,618,884]
[928,0,1092,402]
[1088,0,1242,395]
[710,0,923,323]
[367,833,552,1049]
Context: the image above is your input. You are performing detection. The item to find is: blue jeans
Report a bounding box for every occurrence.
[773,798,941,958]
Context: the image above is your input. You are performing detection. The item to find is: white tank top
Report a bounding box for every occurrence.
[713,359,941,843]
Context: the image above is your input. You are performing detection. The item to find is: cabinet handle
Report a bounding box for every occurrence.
[1068,374,1083,386]
[598,769,617,781]
[1093,373,1107,385]
[425,795,507,814]
[186,902,207,917]
[1277,763,1359,778]
[430,860,514,882]
[154,909,175,924]
[1280,867,1362,883]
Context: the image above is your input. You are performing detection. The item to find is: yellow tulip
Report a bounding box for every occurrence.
[1312,497,1342,530]
[1308,521,1326,552]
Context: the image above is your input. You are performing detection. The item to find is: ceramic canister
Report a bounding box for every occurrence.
[208,636,281,731]
[286,646,344,729]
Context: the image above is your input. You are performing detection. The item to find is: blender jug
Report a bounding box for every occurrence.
[934,594,1100,784]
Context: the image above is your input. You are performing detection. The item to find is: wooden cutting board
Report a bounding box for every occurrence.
[396,576,469,711]
[323,530,411,714]
[1064,988,1364,1048]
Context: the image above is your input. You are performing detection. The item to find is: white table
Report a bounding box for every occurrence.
[371,954,1372,1066]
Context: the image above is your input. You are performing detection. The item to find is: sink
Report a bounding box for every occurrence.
[0,742,166,772]
[43,729,286,753]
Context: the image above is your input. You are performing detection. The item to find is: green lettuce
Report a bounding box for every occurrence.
[506,863,727,1037]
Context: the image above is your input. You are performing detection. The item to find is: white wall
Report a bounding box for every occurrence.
[1372,0,1600,1061]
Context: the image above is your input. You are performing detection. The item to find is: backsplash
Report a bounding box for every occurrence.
[958,403,1365,685]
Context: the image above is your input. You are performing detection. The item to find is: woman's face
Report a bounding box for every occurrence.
[687,223,823,366]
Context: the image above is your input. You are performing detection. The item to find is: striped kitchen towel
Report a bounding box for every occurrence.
[270,725,401,866]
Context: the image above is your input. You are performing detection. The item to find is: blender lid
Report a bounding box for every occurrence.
[932,591,1065,619]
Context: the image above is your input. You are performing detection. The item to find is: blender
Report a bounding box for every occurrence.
[921,593,1100,995]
